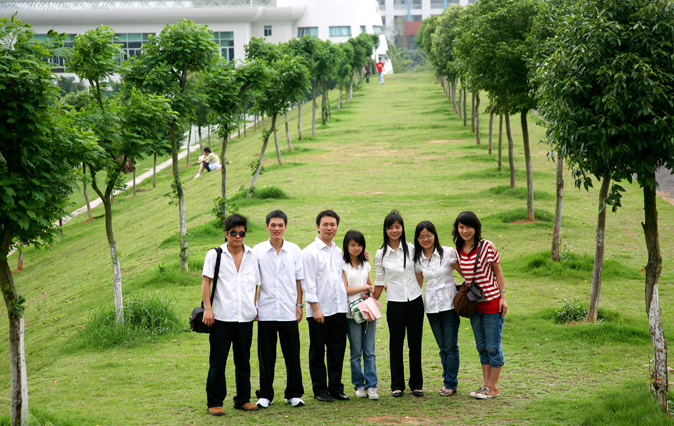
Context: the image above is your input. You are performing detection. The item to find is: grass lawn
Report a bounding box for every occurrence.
[2,72,673,425]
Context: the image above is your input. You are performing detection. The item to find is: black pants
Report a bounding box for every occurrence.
[256,320,304,401]
[307,313,347,396]
[387,296,424,392]
[206,320,253,408]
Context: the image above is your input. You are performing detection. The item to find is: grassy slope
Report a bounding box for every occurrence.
[2,72,673,425]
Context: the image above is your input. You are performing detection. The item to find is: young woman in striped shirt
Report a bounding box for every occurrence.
[452,211,508,400]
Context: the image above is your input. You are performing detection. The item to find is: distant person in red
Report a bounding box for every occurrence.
[376,58,385,85]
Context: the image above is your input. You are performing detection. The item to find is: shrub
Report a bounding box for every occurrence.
[78,293,181,349]
[555,298,588,323]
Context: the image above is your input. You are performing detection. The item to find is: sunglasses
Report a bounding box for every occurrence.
[228,231,246,238]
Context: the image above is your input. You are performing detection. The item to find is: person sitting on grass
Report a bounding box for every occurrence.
[194,147,221,179]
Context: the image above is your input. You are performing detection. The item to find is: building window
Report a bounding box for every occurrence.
[329,26,351,37]
[412,0,422,9]
[360,25,366,33]
[264,25,272,37]
[212,31,234,60]
[114,33,153,63]
[34,33,76,72]
[297,27,319,37]
[410,15,422,21]
[373,26,385,35]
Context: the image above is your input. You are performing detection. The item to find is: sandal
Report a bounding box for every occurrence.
[412,389,424,397]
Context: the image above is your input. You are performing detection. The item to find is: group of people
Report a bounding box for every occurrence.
[200,209,507,416]
[363,57,386,85]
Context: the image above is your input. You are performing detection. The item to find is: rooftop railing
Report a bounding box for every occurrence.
[0,0,276,10]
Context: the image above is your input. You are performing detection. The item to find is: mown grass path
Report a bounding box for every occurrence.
[2,72,673,425]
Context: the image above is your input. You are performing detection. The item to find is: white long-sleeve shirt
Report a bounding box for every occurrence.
[415,246,458,313]
[301,236,348,318]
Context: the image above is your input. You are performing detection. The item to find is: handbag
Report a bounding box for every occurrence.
[453,241,485,318]
[189,247,223,333]
[349,297,366,324]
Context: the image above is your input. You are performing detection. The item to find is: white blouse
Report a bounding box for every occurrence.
[415,246,458,313]
[375,242,421,302]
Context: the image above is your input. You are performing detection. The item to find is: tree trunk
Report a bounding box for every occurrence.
[0,231,29,426]
[471,92,476,133]
[285,112,292,151]
[505,114,516,189]
[457,86,463,119]
[248,115,278,198]
[551,155,564,261]
[496,114,503,172]
[198,126,203,152]
[642,180,668,412]
[349,74,354,99]
[338,87,342,111]
[237,124,241,139]
[170,124,188,271]
[153,153,157,189]
[312,79,318,137]
[132,168,136,197]
[243,118,247,138]
[185,122,191,166]
[17,247,23,271]
[220,132,229,219]
[488,112,494,155]
[521,111,534,221]
[586,175,610,323]
[463,87,468,127]
[254,113,258,131]
[451,76,458,114]
[274,117,282,165]
[475,93,481,145]
[59,218,63,237]
[208,125,212,148]
[297,102,303,141]
[321,79,328,125]
[83,163,93,221]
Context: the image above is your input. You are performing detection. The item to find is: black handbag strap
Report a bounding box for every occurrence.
[202,247,223,307]
[469,240,484,286]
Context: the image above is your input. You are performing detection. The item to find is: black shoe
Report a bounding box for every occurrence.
[330,392,350,401]
[314,394,333,403]
[392,390,403,398]
[412,389,424,397]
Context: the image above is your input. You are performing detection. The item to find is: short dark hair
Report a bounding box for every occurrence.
[316,209,340,226]
[452,211,482,254]
[224,213,247,233]
[204,147,212,153]
[413,220,444,265]
[342,229,366,266]
[266,210,288,225]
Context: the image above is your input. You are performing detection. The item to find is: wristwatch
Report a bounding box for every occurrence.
[296,303,304,308]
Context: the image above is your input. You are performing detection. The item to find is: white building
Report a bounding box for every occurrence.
[0,0,391,72]
[376,0,473,49]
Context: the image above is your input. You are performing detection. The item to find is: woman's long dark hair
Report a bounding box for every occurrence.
[342,229,366,266]
[380,209,409,268]
[413,221,444,265]
[452,211,482,255]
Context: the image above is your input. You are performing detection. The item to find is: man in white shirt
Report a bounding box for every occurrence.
[201,214,260,416]
[301,210,349,402]
[253,210,305,409]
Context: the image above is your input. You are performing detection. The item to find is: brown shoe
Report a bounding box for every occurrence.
[207,406,225,416]
[234,402,260,412]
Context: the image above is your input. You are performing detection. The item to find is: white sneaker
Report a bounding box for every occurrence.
[366,388,379,400]
[355,387,367,398]
[256,398,272,408]
[285,397,305,407]
[469,386,488,398]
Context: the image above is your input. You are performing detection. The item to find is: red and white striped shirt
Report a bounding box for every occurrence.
[458,240,501,312]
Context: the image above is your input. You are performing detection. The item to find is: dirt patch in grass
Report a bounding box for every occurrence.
[365,417,438,425]
[351,190,384,195]
[424,139,463,144]
[509,220,545,224]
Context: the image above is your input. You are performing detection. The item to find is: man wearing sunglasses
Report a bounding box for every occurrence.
[202,214,261,416]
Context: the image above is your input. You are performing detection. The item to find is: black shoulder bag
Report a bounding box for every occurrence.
[453,240,486,318]
[189,247,223,333]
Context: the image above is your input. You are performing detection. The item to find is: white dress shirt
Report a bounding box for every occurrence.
[202,243,259,323]
[415,246,458,313]
[253,239,304,322]
[375,242,421,302]
[301,236,348,318]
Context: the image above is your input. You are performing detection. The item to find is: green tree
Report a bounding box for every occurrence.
[454,0,542,220]
[69,26,174,322]
[125,20,217,271]
[0,18,97,425]
[203,57,268,218]
[247,54,310,197]
[431,6,464,114]
[535,0,674,409]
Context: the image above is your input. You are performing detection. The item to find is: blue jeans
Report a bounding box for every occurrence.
[470,312,505,367]
[346,319,378,389]
[427,309,460,390]
[378,72,384,84]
